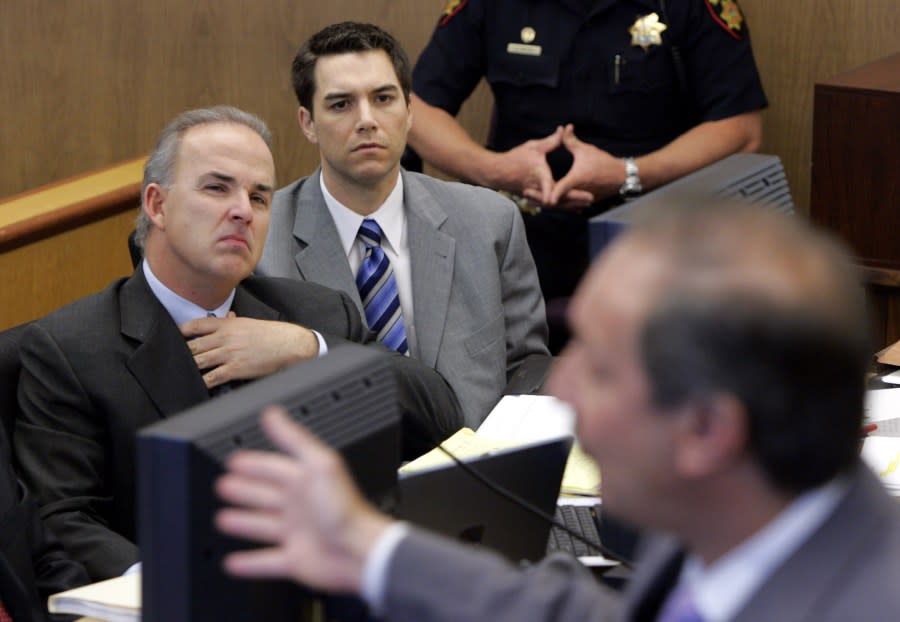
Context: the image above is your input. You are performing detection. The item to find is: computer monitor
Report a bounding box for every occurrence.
[137,344,401,622]
[395,437,572,563]
[589,153,795,257]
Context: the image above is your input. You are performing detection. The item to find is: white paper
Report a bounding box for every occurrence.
[880,369,900,385]
[861,436,900,494]
[864,388,900,423]
[477,394,575,442]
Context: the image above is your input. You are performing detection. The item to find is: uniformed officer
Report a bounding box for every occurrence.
[407,0,767,350]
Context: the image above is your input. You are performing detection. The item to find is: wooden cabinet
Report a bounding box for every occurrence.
[810,53,900,346]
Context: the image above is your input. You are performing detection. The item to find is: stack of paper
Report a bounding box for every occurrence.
[865,388,900,437]
[48,573,140,622]
[859,390,900,495]
[862,436,900,495]
[399,428,520,473]
[403,395,601,496]
[477,394,600,496]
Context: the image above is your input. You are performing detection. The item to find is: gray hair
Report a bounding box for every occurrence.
[134,105,273,250]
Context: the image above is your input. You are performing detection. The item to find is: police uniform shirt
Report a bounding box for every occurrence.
[413,0,768,179]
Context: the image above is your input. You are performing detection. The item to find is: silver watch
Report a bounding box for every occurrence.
[619,157,642,198]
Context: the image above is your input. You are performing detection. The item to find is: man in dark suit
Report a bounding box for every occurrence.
[0,422,88,622]
[216,202,900,621]
[14,106,460,581]
[256,22,549,427]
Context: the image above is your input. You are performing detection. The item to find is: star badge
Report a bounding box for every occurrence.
[629,12,667,51]
[704,0,745,39]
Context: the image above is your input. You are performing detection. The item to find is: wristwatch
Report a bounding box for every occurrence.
[619,157,642,198]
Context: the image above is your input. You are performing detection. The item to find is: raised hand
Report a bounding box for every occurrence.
[181,313,319,389]
[215,407,391,592]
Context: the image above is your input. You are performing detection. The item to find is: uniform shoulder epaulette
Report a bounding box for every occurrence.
[703,0,746,40]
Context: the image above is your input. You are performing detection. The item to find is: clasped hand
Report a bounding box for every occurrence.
[493,124,625,211]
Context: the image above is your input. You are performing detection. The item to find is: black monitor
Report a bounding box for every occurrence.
[395,436,572,563]
[137,343,401,622]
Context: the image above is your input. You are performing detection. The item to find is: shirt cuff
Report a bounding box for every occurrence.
[312,330,328,357]
[360,521,409,615]
[123,561,141,576]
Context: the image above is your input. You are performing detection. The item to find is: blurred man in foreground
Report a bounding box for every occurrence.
[217,203,900,621]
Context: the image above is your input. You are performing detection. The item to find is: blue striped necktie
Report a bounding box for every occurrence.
[355,219,408,354]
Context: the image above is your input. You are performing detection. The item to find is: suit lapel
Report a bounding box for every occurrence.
[626,467,889,622]
[402,171,455,366]
[732,466,888,622]
[621,536,684,622]
[119,270,210,418]
[230,284,281,321]
[291,170,363,311]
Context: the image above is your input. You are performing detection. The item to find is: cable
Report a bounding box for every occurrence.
[434,442,631,566]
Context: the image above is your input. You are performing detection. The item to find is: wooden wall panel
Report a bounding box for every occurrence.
[741,0,898,212]
[3,1,896,209]
[0,1,457,198]
[0,209,138,329]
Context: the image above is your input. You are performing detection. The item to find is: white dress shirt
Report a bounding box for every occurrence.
[142,259,327,353]
[319,174,417,354]
[143,260,235,322]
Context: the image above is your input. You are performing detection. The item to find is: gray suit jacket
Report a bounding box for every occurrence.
[623,464,900,622]
[257,169,549,427]
[382,464,900,621]
[14,269,458,580]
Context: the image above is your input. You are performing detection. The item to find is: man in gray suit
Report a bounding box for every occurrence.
[217,202,900,621]
[255,22,549,428]
[14,106,459,580]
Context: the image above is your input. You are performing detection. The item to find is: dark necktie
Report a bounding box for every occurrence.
[206,311,233,396]
[355,219,408,354]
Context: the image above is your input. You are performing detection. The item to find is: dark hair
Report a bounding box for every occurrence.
[291,22,412,114]
[135,106,272,249]
[634,205,871,493]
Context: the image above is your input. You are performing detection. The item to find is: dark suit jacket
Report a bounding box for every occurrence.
[15,269,460,580]
[0,425,88,622]
[381,463,900,622]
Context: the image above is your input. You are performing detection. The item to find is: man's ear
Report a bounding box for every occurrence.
[673,393,748,479]
[298,107,318,144]
[142,183,168,230]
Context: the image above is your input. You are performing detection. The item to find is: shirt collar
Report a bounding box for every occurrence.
[680,475,850,622]
[142,260,235,325]
[319,172,405,256]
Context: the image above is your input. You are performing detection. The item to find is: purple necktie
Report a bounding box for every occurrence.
[656,585,704,622]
